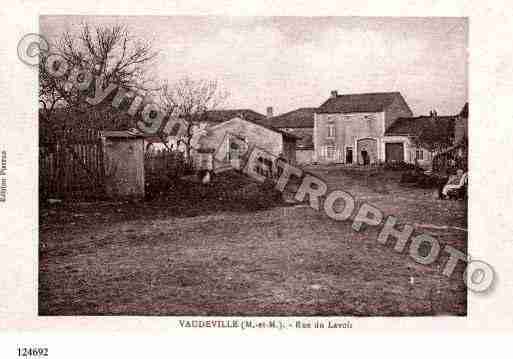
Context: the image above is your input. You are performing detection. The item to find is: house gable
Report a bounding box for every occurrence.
[197,116,295,161]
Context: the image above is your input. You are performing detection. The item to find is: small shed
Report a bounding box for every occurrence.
[100,130,146,198]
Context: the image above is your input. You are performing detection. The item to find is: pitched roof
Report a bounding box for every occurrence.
[197,109,299,140]
[198,109,267,124]
[317,91,410,114]
[385,115,456,146]
[258,107,317,128]
[216,116,300,141]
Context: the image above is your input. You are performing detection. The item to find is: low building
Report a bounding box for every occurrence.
[384,114,456,169]
[196,116,298,173]
[154,109,268,153]
[314,91,413,164]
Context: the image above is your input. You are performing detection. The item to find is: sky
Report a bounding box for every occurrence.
[40,16,468,117]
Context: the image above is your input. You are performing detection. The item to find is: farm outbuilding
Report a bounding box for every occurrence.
[195,116,299,172]
[101,131,146,199]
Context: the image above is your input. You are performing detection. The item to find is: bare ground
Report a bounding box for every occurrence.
[39,168,467,316]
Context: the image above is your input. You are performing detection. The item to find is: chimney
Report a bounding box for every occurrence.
[331,90,338,98]
[266,106,273,118]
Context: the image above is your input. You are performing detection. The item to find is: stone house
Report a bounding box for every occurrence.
[151,109,268,153]
[196,116,298,173]
[314,91,413,164]
[258,107,317,164]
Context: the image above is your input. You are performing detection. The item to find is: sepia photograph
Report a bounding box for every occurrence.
[37,15,469,316]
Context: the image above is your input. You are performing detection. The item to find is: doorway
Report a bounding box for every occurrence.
[346,147,353,164]
[385,142,404,163]
[361,150,370,165]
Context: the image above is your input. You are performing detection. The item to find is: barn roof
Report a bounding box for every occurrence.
[197,109,267,124]
[187,108,300,139]
[385,115,456,146]
[216,116,300,141]
[258,107,317,129]
[317,92,410,114]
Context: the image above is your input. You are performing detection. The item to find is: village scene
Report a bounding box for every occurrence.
[39,16,468,316]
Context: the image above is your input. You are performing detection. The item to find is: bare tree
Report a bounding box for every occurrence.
[39,23,158,122]
[160,76,229,161]
[39,57,66,121]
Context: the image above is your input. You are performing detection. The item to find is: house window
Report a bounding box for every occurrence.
[415,148,424,160]
[255,156,273,177]
[228,135,246,161]
[327,123,335,139]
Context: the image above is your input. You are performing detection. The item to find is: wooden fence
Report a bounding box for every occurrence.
[39,129,105,200]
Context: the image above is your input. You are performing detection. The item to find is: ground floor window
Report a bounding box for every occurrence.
[326,145,336,160]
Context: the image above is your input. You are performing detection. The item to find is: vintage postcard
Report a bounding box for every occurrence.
[35,14,470,317]
[1,0,513,357]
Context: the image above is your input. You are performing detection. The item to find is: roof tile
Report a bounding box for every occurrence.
[317,92,405,114]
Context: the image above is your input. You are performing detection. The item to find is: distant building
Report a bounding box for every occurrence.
[314,91,413,164]
[259,107,317,164]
